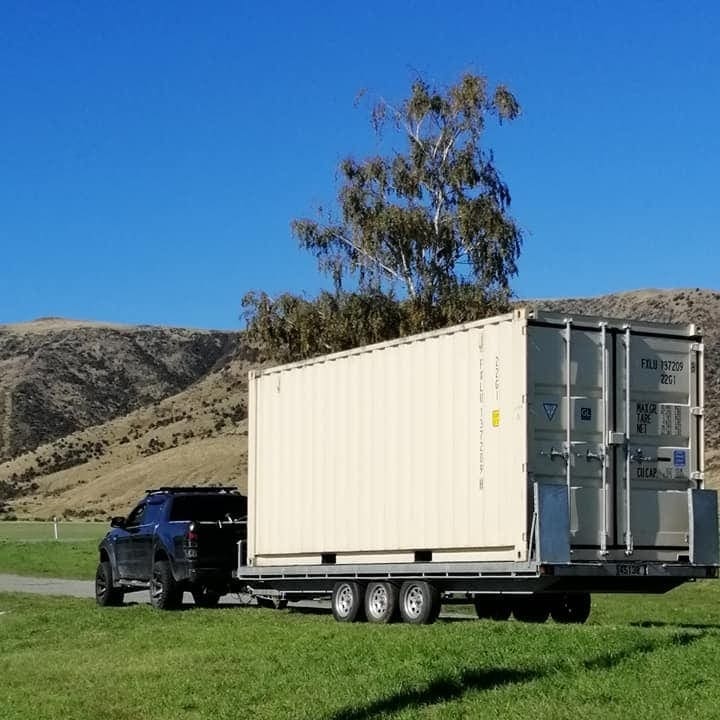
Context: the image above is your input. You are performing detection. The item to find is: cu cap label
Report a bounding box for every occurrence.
[673,450,687,468]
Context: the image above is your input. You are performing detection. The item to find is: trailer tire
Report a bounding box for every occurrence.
[95,561,124,607]
[512,595,550,623]
[332,581,365,622]
[150,560,182,610]
[474,594,511,621]
[365,582,400,623]
[550,593,591,624]
[399,581,441,625]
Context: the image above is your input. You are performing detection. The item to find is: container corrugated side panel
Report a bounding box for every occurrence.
[250,311,529,566]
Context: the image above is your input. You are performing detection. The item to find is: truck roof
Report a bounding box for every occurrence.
[145,486,241,496]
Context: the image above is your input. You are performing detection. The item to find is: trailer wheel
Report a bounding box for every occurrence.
[512,595,550,623]
[365,582,399,623]
[331,581,365,622]
[474,594,511,621]
[550,593,591,624]
[399,581,441,625]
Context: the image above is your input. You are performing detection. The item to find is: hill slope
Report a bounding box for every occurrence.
[0,318,241,462]
[0,288,717,519]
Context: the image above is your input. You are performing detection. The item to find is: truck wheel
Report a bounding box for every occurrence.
[550,593,591,624]
[192,589,221,608]
[512,595,550,623]
[150,560,182,610]
[331,581,365,622]
[474,594,511,621]
[365,582,399,623]
[399,581,441,625]
[95,561,124,607]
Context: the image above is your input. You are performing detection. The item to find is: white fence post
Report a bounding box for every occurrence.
[53,516,59,541]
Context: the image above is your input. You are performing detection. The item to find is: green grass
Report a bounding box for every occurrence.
[0,539,98,579]
[0,521,105,579]
[0,520,106,541]
[1,584,720,719]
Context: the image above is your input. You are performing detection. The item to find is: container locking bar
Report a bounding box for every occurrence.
[564,319,573,504]
[599,321,609,555]
[623,325,633,556]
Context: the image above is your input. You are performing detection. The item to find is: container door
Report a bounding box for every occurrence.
[614,331,700,553]
[530,323,701,556]
[529,323,610,549]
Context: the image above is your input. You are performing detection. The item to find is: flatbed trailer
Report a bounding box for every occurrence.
[235,308,719,624]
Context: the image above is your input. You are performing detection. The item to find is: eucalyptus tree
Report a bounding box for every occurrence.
[292,72,523,327]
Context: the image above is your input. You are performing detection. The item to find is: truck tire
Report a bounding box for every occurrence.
[474,594,511,621]
[150,560,182,610]
[550,593,591,624]
[365,582,399,623]
[331,581,365,622]
[192,589,221,608]
[95,561,124,607]
[512,595,550,623]
[399,581,441,625]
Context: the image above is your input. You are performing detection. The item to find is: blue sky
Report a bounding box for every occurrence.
[1,2,718,329]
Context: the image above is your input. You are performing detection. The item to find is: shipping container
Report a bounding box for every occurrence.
[237,307,718,624]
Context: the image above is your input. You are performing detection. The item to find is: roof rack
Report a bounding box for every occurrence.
[145,486,240,495]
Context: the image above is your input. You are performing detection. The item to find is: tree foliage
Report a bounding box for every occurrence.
[242,285,511,363]
[292,72,522,322]
[244,72,523,361]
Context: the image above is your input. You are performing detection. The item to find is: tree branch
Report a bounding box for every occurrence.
[329,230,403,283]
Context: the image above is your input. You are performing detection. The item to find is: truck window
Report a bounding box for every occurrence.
[169,495,247,522]
[143,501,165,526]
[125,503,146,528]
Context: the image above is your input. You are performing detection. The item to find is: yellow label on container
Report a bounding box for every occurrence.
[492,409,500,427]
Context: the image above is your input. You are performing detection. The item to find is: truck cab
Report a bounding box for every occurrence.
[96,486,247,609]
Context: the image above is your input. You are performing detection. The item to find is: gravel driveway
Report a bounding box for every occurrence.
[0,573,472,618]
[0,573,92,598]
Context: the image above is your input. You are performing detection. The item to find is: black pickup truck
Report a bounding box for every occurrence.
[95,486,247,609]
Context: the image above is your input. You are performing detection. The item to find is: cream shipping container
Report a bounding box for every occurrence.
[236,307,719,624]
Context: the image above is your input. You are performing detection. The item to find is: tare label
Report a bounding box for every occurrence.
[635,402,685,437]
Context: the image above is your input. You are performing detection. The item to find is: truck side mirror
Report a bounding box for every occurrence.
[110,516,126,528]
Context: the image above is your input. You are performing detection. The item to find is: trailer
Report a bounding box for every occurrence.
[236,307,719,624]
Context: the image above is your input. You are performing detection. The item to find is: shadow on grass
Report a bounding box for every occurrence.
[631,620,720,631]
[325,667,540,720]
[324,632,706,720]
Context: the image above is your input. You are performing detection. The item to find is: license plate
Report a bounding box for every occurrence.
[617,564,647,576]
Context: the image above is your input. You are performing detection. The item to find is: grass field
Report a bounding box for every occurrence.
[0,521,105,579]
[0,520,106,541]
[1,584,720,720]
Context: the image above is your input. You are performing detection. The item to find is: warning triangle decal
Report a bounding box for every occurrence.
[542,402,558,421]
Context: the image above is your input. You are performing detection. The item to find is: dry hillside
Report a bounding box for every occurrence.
[0,318,240,462]
[0,351,257,519]
[0,288,717,519]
